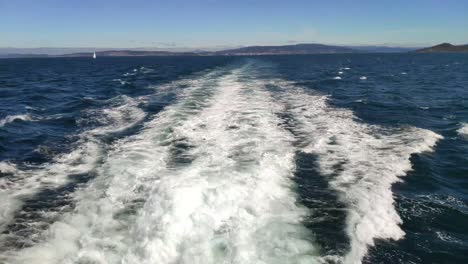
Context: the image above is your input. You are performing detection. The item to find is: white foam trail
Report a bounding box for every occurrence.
[0,70,222,263]
[2,62,444,263]
[123,70,317,263]
[273,81,442,263]
[457,122,468,138]
[0,96,146,237]
[0,114,34,127]
[0,139,101,234]
[8,67,318,264]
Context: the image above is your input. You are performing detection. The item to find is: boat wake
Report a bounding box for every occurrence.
[0,61,442,264]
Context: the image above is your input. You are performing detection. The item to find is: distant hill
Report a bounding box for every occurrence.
[215,43,358,55]
[1,43,424,59]
[63,50,199,57]
[415,43,468,53]
[0,53,49,58]
[347,46,419,53]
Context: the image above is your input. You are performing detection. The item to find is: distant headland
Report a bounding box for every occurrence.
[414,43,468,53]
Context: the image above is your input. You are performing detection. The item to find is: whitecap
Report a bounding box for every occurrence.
[112,78,130,85]
[435,231,464,244]
[123,72,137,77]
[140,66,154,74]
[333,76,342,80]
[0,161,17,175]
[457,123,468,138]
[359,76,367,80]
[0,114,34,127]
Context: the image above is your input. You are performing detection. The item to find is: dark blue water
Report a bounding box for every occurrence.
[0,54,467,263]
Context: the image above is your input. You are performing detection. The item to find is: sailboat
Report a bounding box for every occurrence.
[93,51,96,59]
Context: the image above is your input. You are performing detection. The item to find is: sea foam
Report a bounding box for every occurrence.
[273,80,442,263]
[0,96,147,248]
[7,66,319,264]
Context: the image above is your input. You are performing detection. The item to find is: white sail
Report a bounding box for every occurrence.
[93,52,96,59]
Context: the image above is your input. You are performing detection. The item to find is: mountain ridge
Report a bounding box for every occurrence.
[213,43,358,55]
[0,43,449,58]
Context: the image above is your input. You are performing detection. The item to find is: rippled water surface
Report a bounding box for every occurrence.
[1,54,467,263]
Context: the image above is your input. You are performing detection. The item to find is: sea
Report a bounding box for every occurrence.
[0,54,467,264]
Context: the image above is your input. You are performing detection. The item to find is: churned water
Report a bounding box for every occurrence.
[0,54,467,263]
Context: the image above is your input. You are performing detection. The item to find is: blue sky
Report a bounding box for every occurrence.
[1,0,467,48]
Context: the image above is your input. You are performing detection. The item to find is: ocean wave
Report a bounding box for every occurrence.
[0,114,34,127]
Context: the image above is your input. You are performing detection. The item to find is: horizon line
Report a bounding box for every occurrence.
[4,41,464,49]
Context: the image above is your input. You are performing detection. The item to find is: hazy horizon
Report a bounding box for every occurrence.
[0,43,427,56]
